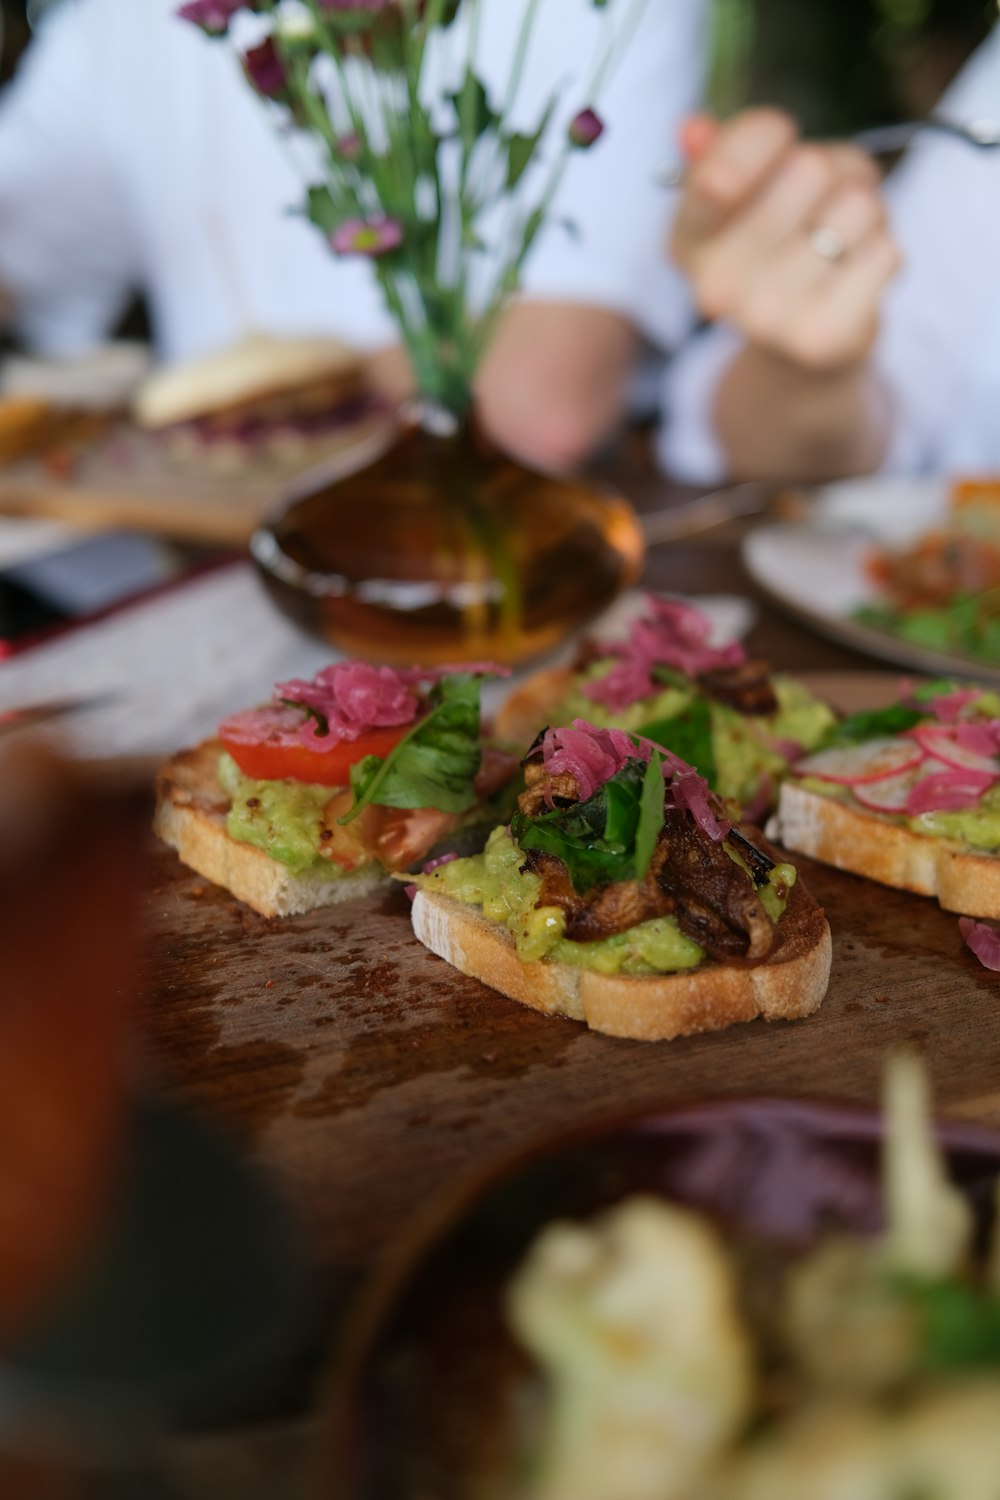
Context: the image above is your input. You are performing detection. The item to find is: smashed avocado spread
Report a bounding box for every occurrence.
[560,665,834,808]
[419,827,793,975]
[796,774,1000,853]
[913,783,1000,851]
[219,752,347,878]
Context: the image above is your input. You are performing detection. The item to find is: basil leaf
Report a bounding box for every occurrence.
[637,698,717,788]
[634,751,664,880]
[511,759,652,894]
[827,703,924,746]
[340,674,482,822]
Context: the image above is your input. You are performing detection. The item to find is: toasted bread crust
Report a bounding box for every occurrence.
[776,781,1000,918]
[411,875,831,1041]
[153,739,384,918]
[494,667,576,747]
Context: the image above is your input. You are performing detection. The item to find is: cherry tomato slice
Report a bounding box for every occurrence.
[220,716,410,786]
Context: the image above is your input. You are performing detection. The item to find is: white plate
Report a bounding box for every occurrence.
[742,475,1000,685]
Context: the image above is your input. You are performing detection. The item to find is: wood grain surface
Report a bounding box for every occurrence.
[141,668,1000,1305]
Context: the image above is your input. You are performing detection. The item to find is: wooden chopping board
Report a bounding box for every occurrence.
[141,673,1000,1297]
[0,415,392,546]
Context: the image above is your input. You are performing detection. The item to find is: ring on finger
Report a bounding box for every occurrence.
[810,225,848,264]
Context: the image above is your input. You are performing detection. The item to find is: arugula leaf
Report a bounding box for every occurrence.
[340,675,482,823]
[636,698,717,788]
[512,759,655,894]
[826,703,924,746]
[635,752,664,880]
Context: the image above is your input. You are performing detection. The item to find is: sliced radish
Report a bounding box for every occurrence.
[911,722,1000,775]
[796,737,926,785]
[853,768,923,813]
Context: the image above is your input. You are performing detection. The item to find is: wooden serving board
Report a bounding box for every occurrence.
[141,673,1000,1303]
[0,416,391,546]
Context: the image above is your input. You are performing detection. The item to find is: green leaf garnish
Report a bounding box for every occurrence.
[636,698,717,788]
[511,757,668,895]
[895,1274,1000,1372]
[339,674,483,823]
[826,704,924,746]
[635,752,664,881]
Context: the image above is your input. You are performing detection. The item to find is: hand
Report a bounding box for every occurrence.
[670,110,901,372]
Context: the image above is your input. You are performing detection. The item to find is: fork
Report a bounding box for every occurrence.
[656,116,1000,188]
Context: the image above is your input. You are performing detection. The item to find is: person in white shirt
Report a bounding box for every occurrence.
[658,25,1000,484]
[0,0,707,470]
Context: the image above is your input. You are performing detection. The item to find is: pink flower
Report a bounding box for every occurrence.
[176,0,244,36]
[568,107,605,149]
[335,133,363,162]
[242,37,286,99]
[330,215,404,257]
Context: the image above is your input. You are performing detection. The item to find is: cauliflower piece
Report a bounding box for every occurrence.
[785,1237,922,1396]
[710,1404,895,1500]
[506,1196,753,1500]
[882,1051,972,1280]
[896,1379,1000,1500]
[717,1381,1000,1500]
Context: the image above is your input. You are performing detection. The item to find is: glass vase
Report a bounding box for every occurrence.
[250,401,645,668]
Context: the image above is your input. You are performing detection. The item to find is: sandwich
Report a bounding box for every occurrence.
[773,679,1000,917]
[154,660,517,917]
[411,720,831,1040]
[495,596,836,820]
[132,332,383,473]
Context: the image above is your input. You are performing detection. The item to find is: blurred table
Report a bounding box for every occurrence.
[0,440,976,1495]
[136,448,1000,1326]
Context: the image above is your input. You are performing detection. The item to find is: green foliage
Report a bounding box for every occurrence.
[224,0,655,419]
[305,184,340,235]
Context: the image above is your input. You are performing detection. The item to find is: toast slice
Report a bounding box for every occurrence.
[775,781,1000,918]
[495,666,576,746]
[153,739,384,918]
[411,874,831,1042]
